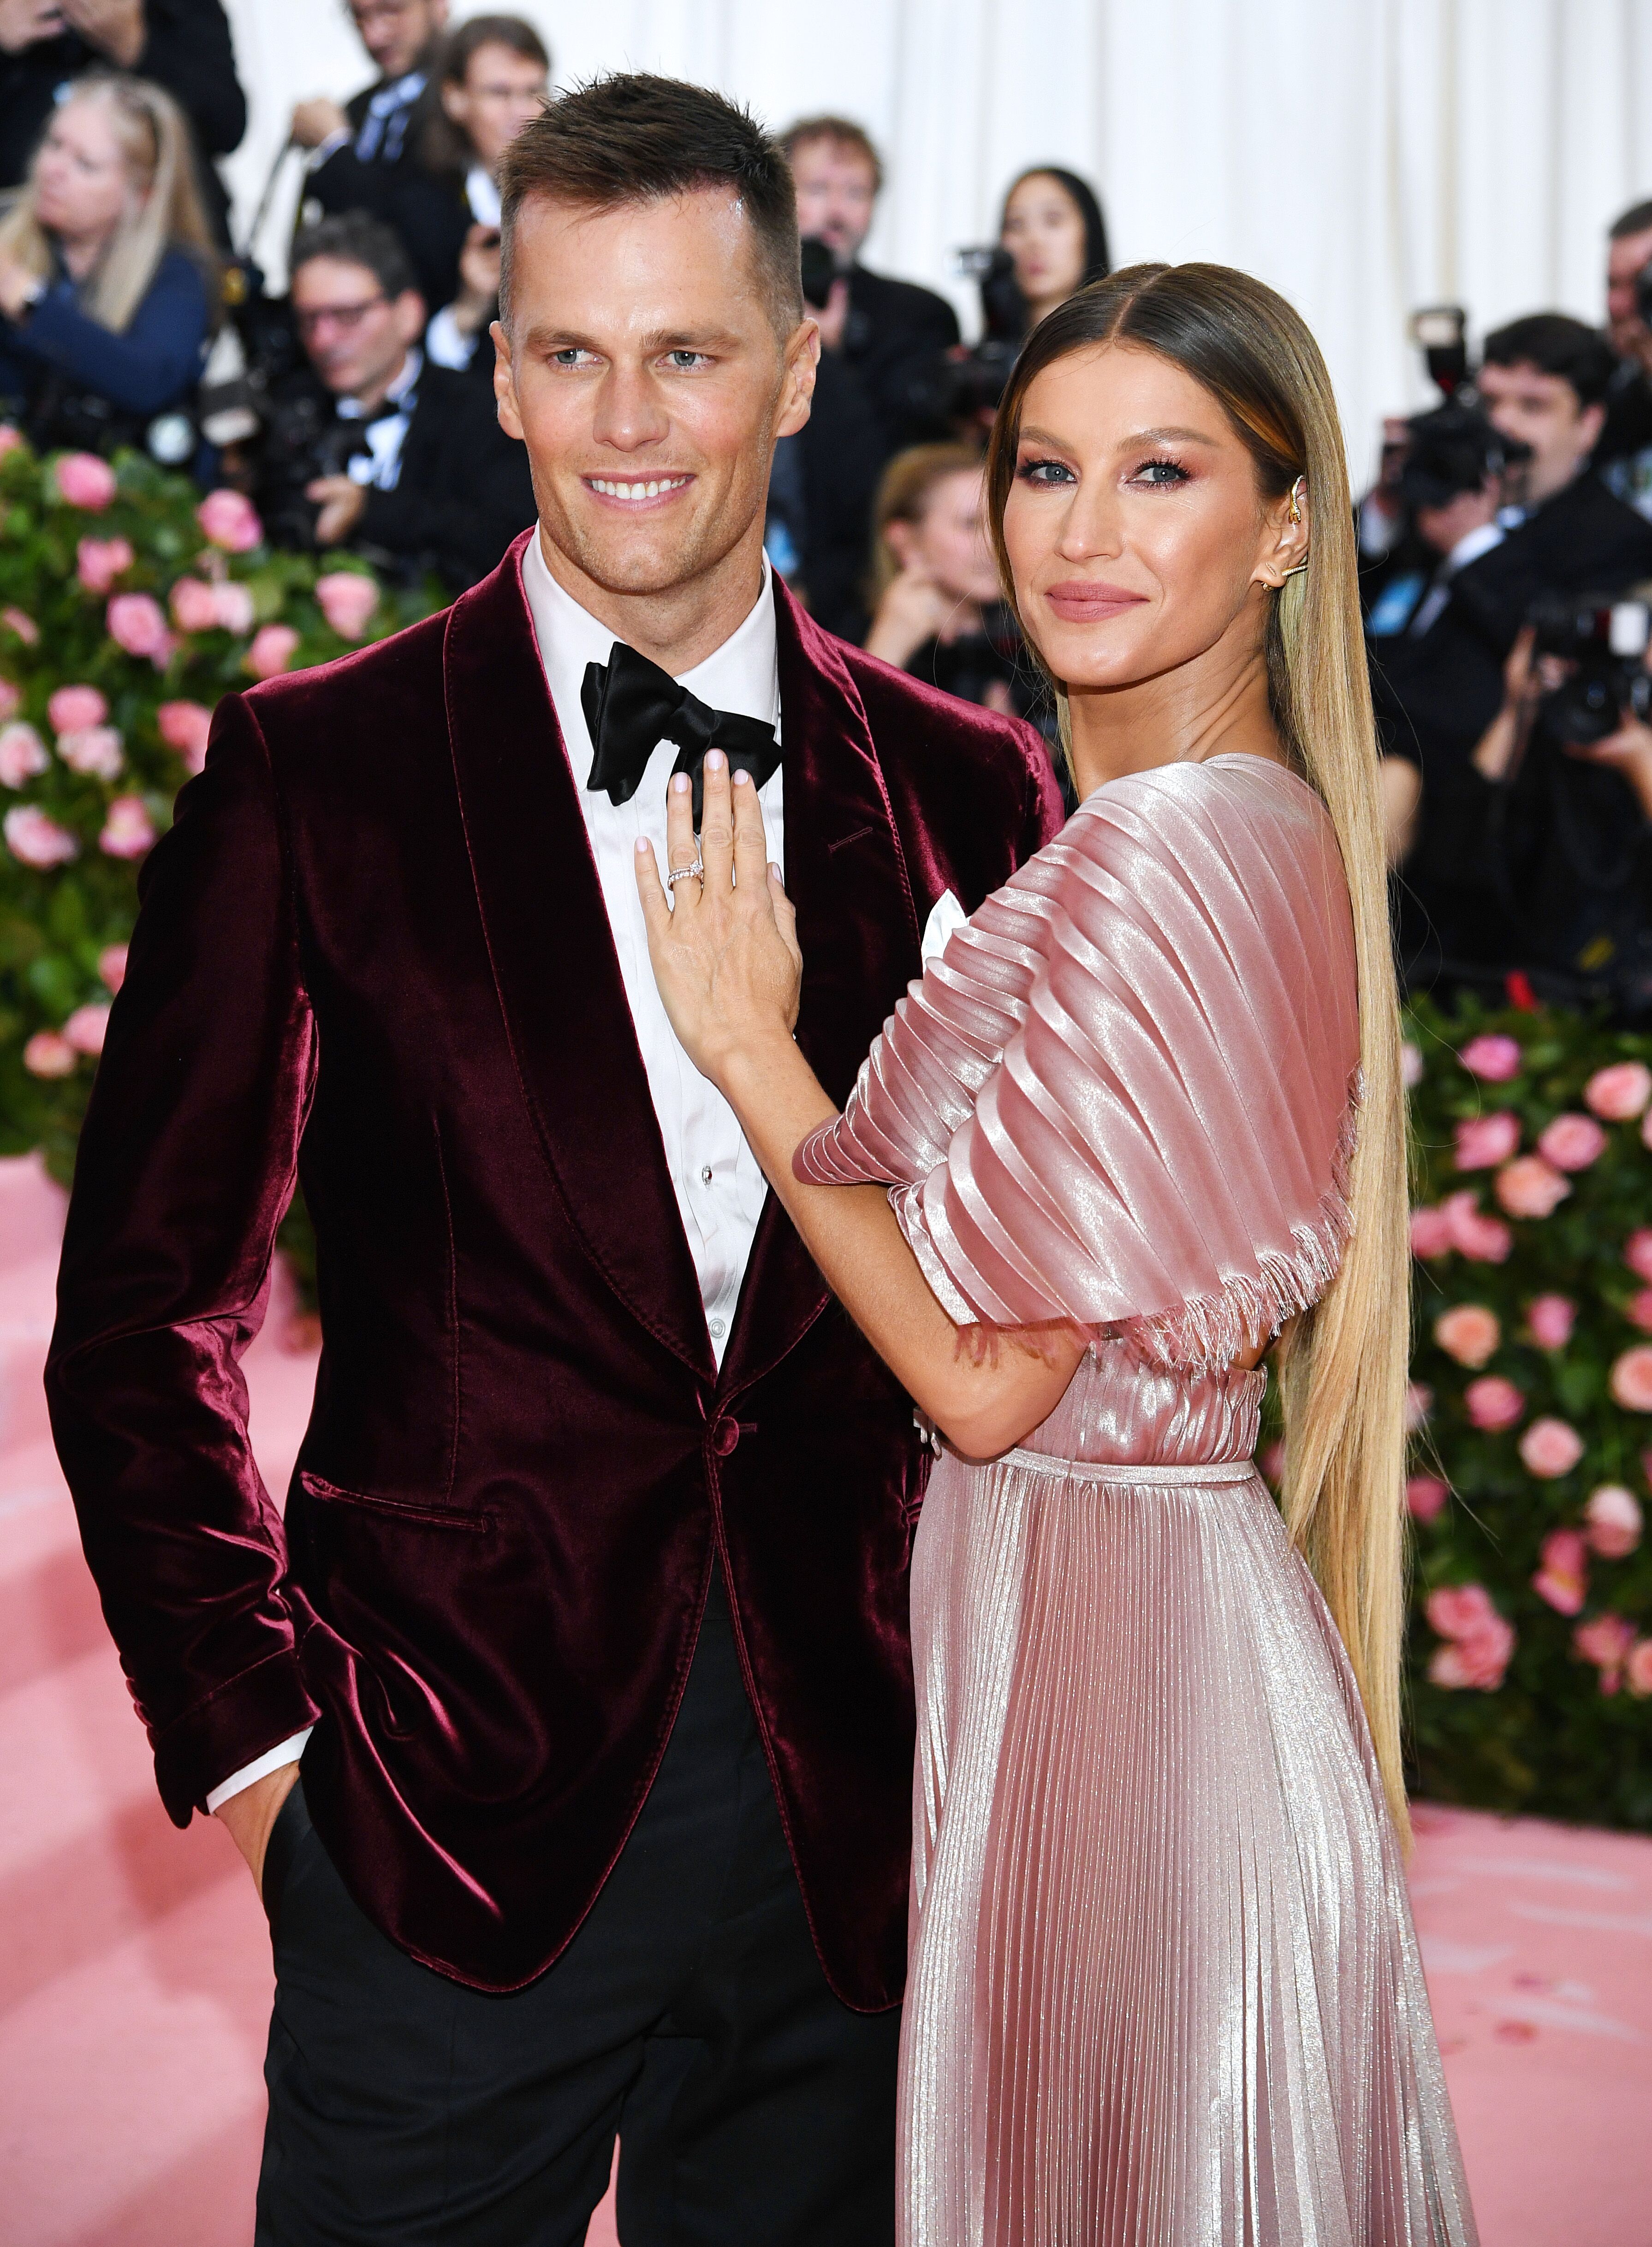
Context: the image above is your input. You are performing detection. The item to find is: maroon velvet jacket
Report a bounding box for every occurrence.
[45,539,1062,1999]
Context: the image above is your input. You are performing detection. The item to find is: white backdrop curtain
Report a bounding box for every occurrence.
[219,0,1652,487]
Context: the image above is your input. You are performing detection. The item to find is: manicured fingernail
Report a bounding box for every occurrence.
[733,768,750,786]
[671,772,690,793]
[636,837,649,854]
[706,749,725,771]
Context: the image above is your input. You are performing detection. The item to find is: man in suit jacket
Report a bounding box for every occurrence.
[776,117,962,640]
[48,71,1061,2246]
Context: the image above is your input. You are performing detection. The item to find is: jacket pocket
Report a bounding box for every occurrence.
[297,1470,495,1532]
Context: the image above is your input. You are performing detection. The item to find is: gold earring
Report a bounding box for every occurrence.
[1288,475,1304,523]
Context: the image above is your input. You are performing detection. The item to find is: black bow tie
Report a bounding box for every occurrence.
[581,642,780,826]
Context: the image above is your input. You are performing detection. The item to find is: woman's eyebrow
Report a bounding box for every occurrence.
[1119,425,1221,448]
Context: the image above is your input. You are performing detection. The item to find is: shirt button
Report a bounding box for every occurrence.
[700,1165,714,1184]
[709,1316,726,1340]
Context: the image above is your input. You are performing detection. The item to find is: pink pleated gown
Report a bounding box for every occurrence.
[796,757,1477,2247]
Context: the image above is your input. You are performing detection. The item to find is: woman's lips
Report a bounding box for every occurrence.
[1044,580,1148,623]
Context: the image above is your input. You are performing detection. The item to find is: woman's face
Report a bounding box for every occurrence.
[34,99,137,244]
[1001,342,1299,695]
[892,469,1000,605]
[1001,174,1088,311]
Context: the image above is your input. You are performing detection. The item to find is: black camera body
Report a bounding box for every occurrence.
[1531,590,1652,745]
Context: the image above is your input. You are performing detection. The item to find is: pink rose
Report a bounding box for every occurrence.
[168,574,220,632]
[156,699,213,774]
[1495,1155,1571,1219]
[1407,1474,1449,1522]
[53,451,117,511]
[76,535,133,593]
[1402,1041,1424,1088]
[1455,1112,1521,1169]
[213,580,254,633]
[1465,1374,1524,1432]
[2,606,38,644]
[55,724,123,780]
[1442,1189,1513,1262]
[1519,1417,1584,1480]
[245,623,300,679]
[1533,1527,1589,1615]
[0,676,18,722]
[63,1001,108,1055]
[196,488,262,552]
[1459,1034,1523,1081]
[0,722,48,787]
[1586,1061,1652,1120]
[315,570,379,640]
[1537,1113,1608,1171]
[1410,1205,1453,1259]
[1426,1583,1515,1689]
[1627,1641,1652,1697]
[97,941,126,993]
[1627,1289,1652,1334]
[1609,1344,1652,1411]
[48,684,107,734]
[22,1028,77,1077]
[4,803,78,867]
[1583,1484,1642,1559]
[1574,1614,1636,1693]
[106,592,173,666]
[1405,1380,1433,1433]
[98,795,155,859]
[0,423,24,458]
[1526,1294,1576,1350]
[1427,1583,1499,1639]
[1628,1228,1652,1283]
[1434,1303,1500,1367]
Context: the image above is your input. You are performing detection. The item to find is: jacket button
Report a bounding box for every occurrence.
[711,1418,740,1457]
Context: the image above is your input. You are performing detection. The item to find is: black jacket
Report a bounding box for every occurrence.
[256,361,536,596]
[306,77,469,314]
[0,0,245,244]
[796,264,960,642]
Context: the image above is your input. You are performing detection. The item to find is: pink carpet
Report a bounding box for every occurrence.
[1,1152,1646,2246]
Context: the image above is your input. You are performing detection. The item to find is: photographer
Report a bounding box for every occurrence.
[290,0,460,310]
[256,213,534,595]
[0,0,244,244]
[777,114,959,640]
[1598,198,1652,517]
[0,72,214,460]
[420,15,548,382]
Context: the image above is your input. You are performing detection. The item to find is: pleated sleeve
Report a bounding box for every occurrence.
[795,759,1361,1371]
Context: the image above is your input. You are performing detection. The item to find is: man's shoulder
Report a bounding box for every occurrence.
[239,600,453,752]
[850,265,959,339]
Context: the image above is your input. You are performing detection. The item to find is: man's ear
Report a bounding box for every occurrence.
[775,315,820,440]
[492,320,523,440]
[1581,399,1608,455]
[394,289,427,346]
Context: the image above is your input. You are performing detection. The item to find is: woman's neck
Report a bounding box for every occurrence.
[56,226,114,283]
[1064,631,1285,802]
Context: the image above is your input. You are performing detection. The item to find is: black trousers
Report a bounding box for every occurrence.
[254,1576,901,2244]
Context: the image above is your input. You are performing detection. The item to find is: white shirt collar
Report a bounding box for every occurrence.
[336,345,422,422]
[519,528,781,784]
[466,166,502,229]
[1444,519,1504,577]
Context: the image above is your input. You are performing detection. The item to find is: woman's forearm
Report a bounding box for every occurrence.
[721,1034,1084,1457]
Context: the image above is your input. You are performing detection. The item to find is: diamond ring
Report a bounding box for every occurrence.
[666,858,704,888]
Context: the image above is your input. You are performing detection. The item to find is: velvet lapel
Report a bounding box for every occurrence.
[444,538,713,1382]
[722,580,922,1396]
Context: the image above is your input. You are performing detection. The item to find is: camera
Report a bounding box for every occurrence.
[1396,402,1526,511]
[1531,591,1652,745]
[799,235,836,312]
[255,381,366,551]
[894,247,1026,427]
[1408,305,1470,399]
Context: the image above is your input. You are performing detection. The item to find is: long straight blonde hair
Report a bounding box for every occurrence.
[0,74,216,334]
[986,262,1413,1842]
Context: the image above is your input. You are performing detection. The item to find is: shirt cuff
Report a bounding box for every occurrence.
[205,1727,313,1813]
[425,303,477,371]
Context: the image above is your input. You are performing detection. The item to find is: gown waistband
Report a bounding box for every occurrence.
[981,1448,1260,1486]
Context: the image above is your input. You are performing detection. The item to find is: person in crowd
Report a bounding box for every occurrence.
[0,71,214,458]
[863,440,1049,737]
[776,113,960,640]
[998,164,1110,332]
[1596,197,1652,517]
[47,71,1058,2242]
[256,211,534,594]
[289,0,460,309]
[0,0,243,243]
[421,14,549,382]
[638,259,1475,2247]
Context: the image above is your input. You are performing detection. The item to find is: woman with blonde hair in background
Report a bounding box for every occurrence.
[0,72,215,456]
[639,260,1477,2243]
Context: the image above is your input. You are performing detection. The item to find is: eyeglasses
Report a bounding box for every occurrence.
[294,294,389,339]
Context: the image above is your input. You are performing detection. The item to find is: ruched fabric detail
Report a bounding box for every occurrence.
[796,756,1362,1369]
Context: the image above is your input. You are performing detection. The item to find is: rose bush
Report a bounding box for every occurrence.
[0,434,439,1289]
[1400,993,1652,1829]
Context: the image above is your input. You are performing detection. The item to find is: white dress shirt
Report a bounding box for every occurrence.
[339,347,422,493]
[209,531,785,1813]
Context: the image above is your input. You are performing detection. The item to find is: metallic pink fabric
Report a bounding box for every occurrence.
[797,759,1477,2245]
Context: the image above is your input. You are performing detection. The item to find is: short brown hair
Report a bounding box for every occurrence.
[497,72,802,334]
[779,115,883,196]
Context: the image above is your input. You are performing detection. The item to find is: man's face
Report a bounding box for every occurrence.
[442,39,547,176]
[1607,226,1652,358]
[292,256,424,401]
[348,0,446,80]
[789,137,877,265]
[495,190,817,603]
[1478,358,1604,505]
